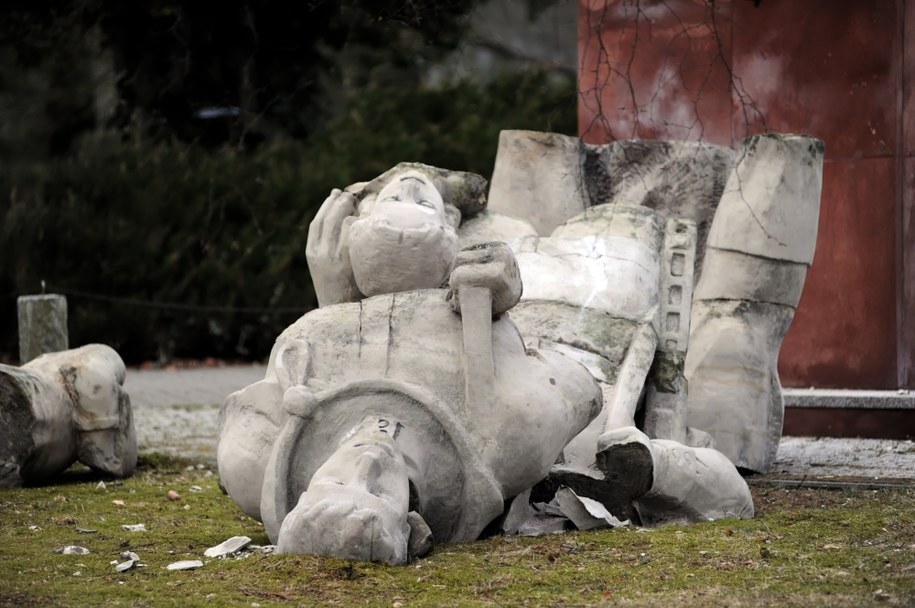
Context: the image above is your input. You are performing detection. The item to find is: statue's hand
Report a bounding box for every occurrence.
[306,189,362,307]
[448,241,522,316]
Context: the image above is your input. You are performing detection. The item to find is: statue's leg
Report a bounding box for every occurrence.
[634,437,754,526]
[596,427,753,526]
[535,323,656,522]
[602,323,657,432]
[17,344,137,480]
[686,134,824,472]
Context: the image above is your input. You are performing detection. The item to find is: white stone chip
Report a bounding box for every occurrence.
[166,560,204,571]
[204,536,252,558]
[56,545,90,555]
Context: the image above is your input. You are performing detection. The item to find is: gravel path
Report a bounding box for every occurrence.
[124,365,266,463]
[772,436,915,480]
[122,365,915,481]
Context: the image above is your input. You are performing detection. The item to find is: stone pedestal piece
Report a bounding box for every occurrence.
[18,294,68,364]
[685,134,825,472]
[487,129,734,260]
[488,130,588,236]
[0,344,137,486]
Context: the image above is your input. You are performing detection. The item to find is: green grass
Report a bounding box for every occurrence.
[1,455,913,607]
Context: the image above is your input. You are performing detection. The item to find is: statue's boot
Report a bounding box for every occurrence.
[598,426,754,526]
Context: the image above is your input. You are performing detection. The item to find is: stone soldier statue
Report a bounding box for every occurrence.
[218,169,601,564]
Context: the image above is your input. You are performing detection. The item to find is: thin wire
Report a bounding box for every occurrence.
[46,285,308,315]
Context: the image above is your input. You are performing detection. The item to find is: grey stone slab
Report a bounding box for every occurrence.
[783,389,915,410]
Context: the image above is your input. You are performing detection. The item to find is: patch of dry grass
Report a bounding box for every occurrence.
[1,455,913,607]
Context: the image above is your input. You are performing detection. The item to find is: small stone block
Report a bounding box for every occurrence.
[17,294,68,364]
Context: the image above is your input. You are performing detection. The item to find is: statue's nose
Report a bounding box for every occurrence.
[395,180,426,203]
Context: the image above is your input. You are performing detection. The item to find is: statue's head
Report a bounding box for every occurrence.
[276,416,411,564]
[348,170,460,297]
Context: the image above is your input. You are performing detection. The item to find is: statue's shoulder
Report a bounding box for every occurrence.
[279,300,361,339]
[279,289,453,341]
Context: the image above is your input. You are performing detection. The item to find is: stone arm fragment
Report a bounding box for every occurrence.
[306,189,362,307]
[447,241,523,415]
[601,322,659,435]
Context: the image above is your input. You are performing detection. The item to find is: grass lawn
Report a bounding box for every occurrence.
[1,454,913,607]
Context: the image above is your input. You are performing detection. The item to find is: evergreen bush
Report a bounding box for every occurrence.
[0,70,575,363]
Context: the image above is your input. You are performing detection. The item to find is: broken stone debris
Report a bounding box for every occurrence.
[166,560,204,571]
[510,486,629,537]
[204,535,252,558]
[554,486,628,530]
[55,545,90,555]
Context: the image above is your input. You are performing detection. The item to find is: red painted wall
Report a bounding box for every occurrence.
[579,0,911,389]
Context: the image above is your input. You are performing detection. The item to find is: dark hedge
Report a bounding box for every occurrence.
[0,71,576,363]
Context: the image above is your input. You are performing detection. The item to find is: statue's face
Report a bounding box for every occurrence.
[276,417,411,563]
[348,171,459,297]
[373,170,449,226]
[307,417,409,510]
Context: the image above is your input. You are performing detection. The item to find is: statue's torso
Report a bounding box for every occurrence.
[270,289,601,497]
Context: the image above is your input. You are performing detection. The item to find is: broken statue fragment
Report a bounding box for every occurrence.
[0,344,137,487]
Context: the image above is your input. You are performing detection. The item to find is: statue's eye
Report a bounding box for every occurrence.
[382,195,402,203]
[417,199,434,209]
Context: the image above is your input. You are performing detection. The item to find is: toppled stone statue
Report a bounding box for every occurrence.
[0,344,137,486]
[218,169,601,564]
[219,129,823,561]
